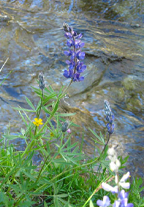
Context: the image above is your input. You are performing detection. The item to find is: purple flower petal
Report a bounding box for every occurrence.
[64,50,72,56]
[77,63,86,73]
[120,198,134,207]
[73,73,84,82]
[76,33,83,39]
[67,39,74,47]
[119,190,129,199]
[97,196,110,207]
[102,183,118,193]
[70,51,76,60]
[65,32,73,39]
[63,70,69,78]
[63,69,73,79]
[113,200,121,207]
[120,172,130,183]
[106,123,114,134]
[65,60,71,65]
[65,60,75,69]
[120,182,130,189]
[97,200,104,206]
[127,204,134,207]
[75,41,85,49]
[79,42,85,48]
[78,76,84,81]
[76,51,85,60]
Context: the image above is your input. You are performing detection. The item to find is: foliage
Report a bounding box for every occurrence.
[0,24,143,207]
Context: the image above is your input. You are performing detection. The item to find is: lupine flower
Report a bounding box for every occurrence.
[107,147,121,172]
[109,159,121,172]
[102,182,118,193]
[39,72,45,90]
[104,100,114,134]
[97,196,111,207]
[63,23,86,82]
[119,198,134,207]
[97,146,133,207]
[107,147,117,161]
[33,118,43,126]
[115,172,130,189]
[113,190,134,207]
[118,190,129,199]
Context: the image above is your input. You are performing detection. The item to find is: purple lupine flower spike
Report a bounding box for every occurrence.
[104,100,115,134]
[63,23,86,82]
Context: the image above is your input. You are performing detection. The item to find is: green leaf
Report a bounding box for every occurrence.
[13,106,35,112]
[43,93,57,105]
[89,128,105,144]
[25,96,35,110]
[89,200,94,207]
[44,201,48,207]
[56,113,76,117]
[31,87,41,96]
[42,105,52,115]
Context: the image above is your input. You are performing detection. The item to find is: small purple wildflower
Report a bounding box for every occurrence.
[63,23,86,82]
[67,128,71,133]
[113,197,134,207]
[119,199,134,207]
[104,100,114,134]
[97,196,111,207]
[118,190,129,200]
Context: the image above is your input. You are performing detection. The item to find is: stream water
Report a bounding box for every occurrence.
[0,0,144,180]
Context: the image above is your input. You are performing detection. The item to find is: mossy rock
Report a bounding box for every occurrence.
[126,97,142,112]
[122,76,136,91]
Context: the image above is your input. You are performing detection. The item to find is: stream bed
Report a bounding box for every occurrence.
[0,0,144,179]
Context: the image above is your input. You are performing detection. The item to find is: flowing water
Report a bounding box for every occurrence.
[0,0,144,179]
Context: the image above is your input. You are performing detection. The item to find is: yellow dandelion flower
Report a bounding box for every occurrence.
[50,132,54,137]
[33,118,43,127]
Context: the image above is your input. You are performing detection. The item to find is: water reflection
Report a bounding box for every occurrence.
[0,0,144,179]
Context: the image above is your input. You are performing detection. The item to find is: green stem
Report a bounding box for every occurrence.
[60,79,73,99]
[101,132,111,155]
[37,98,59,136]
[82,176,112,207]
[21,139,36,159]
[35,154,50,183]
